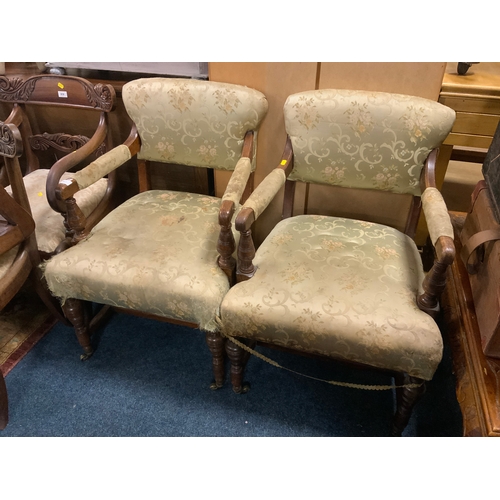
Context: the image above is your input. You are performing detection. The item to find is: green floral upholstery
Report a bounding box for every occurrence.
[43,78,269,334]
[122,78,268,171]
[286,89,455,195]
[221,215,442,380]
[43,190,240,332]
[6,169,107,254]
[220,89,456,383]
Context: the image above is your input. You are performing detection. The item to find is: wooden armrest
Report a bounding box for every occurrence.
[54,127,140,203]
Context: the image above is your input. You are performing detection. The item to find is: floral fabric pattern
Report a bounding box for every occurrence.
[43,190,241,332]
[122,78,268,171]
[221,215,443,380]
[285,89,455,195]
[6,169,107,254]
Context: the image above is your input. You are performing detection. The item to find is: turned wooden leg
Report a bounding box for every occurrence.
[225,338,251,394]
[63,298,94,361]
[205,331,225,390]
[392,375,426,437]
[0,371,8,430]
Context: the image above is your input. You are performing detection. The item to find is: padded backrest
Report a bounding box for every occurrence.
[122,78,268,171]
[284,89,455,196]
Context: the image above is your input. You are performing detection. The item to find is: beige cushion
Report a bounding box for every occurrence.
[6,169,107,254]
[285,89,456,195]
[43,190,239,332]
[122,78,268,171]
[220,215,443,380]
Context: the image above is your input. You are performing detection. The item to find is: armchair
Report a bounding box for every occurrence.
[0,123,36,430]
[219,89,456,436]
[0,74,117,260]
[42,78,268,388]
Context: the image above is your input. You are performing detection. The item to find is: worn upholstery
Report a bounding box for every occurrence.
[286,89,455,195]
[43,190,239,332]
[6,169,107,254]
[220,88,456,382]
[43,78,268,333]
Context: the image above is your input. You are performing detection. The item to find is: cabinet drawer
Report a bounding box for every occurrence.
[452,112,500,137]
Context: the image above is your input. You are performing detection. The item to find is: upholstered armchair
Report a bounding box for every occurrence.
[219,89,456,436]
[0,123,36,430]
[42,78,268,388]
[0,74,117,260]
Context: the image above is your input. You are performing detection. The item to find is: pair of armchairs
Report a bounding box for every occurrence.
[40,78,456,436]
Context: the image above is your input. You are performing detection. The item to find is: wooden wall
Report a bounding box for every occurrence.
[209,62,447,245]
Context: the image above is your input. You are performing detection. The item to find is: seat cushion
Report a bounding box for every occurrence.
[221,215,443,380]
[43,190,237,332]
[6,169,107,254]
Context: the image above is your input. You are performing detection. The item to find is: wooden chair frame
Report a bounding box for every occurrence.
[0,74,118,259]
[52,123,256,389]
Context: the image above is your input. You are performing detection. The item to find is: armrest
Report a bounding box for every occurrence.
[55,128,140,203]
[57,145,132,201]
[421,187,454,247]
[221,156,253,206]
[417,187,455,316]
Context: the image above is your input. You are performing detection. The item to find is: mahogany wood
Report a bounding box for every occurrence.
[0,74,119,261]
[53,91,260,390]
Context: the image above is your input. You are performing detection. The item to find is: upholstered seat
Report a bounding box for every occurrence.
[5,169,107,255]
[219,88,456,436]
[0,74,117,259]
[42,77,268,389]
[221,215,442,380]
[44,189,238,332]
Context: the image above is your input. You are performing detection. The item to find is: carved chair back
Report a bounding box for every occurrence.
[0,74,117,257]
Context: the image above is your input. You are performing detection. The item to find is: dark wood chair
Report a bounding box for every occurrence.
[0,123,36,430]
[0,74,117,260]
[219,89,457,436]
[42,78,268,389]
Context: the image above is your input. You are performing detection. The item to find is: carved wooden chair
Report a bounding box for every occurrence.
[0,74,117,260]
[0,123,36,430]
[219,89,456,436]
[42,78,268,388]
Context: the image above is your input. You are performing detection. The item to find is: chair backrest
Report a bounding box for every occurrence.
[0,122,35,310]
[122,78,268,171]
[284,89,456,196]
[0,74,116,175]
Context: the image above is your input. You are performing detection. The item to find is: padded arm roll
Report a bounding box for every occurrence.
[71,145,132,190]
[421,187,454,245]
[221,157,252,205]
[242,168,287,219]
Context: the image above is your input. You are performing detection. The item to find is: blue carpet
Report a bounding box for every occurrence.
[1,311,463,437]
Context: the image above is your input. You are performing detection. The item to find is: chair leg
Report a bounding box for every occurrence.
[63,298,94,361]
[225,338,250,394]
[0,370,8,430]
[391,375,426,436]
[205,331,225,390]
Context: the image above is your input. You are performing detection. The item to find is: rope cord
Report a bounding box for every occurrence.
[216,319,423,391]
